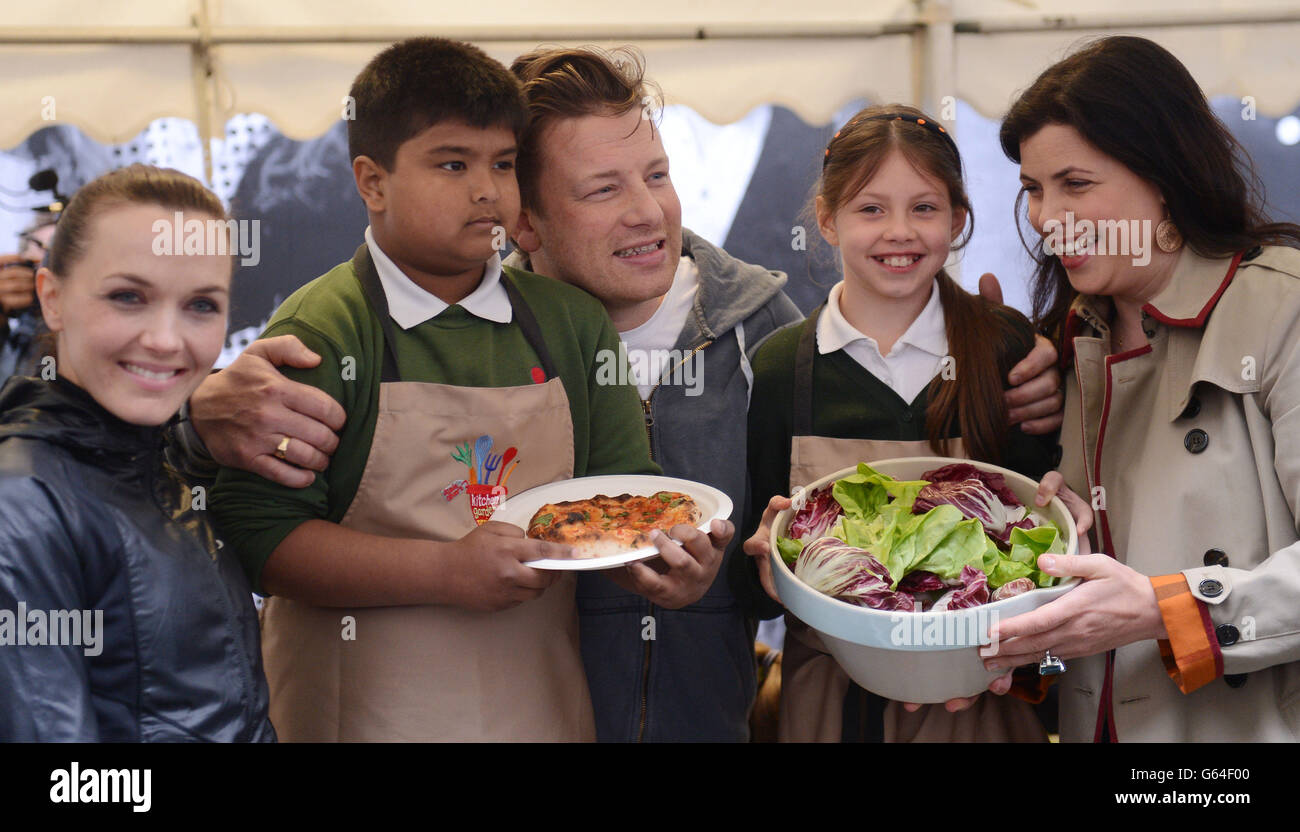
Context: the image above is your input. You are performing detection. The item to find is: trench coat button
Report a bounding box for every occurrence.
[1242,246,1263,261]
[1215,623,1239,646]
[1225,673,1248,688]
[1198,578,1224,598]
[1203,548,1229,567]
[900,411,913,423]
[1184,428,1209,453]
[1179,396,1201,419]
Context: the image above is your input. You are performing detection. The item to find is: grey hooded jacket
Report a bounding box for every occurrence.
[509,228,801,740]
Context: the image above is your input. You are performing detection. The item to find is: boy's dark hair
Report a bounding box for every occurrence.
[509,46,661,212]
[347,37,528,170]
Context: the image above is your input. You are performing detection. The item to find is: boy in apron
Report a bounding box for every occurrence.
[209,38,693,741]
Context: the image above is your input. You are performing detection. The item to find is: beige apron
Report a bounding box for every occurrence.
[777,307,1045,743]
[260,252,594,741]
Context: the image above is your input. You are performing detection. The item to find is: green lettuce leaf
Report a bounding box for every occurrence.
[993,523,1066,587]
[776,536,805,566]
[987,558,1036,587]
[832,463,928,518]
[874,504,963,588]
[908,516,992,584]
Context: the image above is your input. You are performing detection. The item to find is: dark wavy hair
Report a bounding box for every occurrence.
[999,35,1300,342]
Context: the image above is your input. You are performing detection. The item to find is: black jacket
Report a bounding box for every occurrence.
[0,376,274,742]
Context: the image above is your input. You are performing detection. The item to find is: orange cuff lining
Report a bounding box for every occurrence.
[1150,574,1222,694]
[1007,666,1054,704]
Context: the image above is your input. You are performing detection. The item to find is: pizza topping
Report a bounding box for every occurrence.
[525,491,702,557]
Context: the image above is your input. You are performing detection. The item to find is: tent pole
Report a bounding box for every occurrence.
[918,0,959,284]
[190,0,215,185]
[918,0,956,119]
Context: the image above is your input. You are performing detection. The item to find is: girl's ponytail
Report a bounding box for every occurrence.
[925,272,1033,465]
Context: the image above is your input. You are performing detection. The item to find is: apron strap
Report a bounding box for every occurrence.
[354,245,404,384]
[353,245,559,384]
[501,273,559,382]
[793,305,824,436]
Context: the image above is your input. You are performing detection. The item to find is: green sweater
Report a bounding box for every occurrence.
[211,254,657,593]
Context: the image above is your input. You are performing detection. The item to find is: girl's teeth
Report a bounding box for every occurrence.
[616,242,660,257]
[878,256,921,267]
[124,363,177,380]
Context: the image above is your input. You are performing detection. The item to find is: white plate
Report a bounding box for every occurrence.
[490,474,733,570]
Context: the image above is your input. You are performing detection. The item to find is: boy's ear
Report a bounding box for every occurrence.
[814,195,839,248]
[352,156,387,213]
[35,267,63,333]
[513,208,542,254]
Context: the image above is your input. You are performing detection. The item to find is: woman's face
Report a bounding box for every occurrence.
[816,149,965,305]
[37,202,230,426]
[1018,123,1177,301]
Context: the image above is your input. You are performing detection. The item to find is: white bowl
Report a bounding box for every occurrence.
[769,457,1079,703]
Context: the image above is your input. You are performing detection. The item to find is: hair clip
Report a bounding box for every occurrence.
[822,112,963,172]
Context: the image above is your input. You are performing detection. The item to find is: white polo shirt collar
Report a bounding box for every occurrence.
[819,280,946,355]
[816,279,948,403]
[365,226,512,329]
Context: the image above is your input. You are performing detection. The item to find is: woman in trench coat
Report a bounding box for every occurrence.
[982,35,1300,741]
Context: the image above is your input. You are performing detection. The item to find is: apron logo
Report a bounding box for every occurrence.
[444,436,520,525]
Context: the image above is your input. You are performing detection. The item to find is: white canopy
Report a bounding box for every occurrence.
[2,0,1297,156]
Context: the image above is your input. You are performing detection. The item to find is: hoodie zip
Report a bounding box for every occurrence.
[634,338,713,742]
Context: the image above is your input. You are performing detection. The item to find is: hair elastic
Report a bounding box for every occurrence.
[823,113,963,172]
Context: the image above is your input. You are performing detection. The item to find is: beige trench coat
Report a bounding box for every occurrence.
[1055,245,1300,742]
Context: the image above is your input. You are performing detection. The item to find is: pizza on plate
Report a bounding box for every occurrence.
[526,491,702,557]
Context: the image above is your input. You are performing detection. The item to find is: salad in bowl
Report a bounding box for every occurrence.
[767,457,1079,702]
[779,461,1067,612]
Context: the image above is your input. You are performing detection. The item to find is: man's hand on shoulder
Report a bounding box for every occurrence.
[190,335,347,488]
[978,272,1064,435]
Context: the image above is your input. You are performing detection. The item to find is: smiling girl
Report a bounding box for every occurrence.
[743,105,1057,742]
[0,165,274,741]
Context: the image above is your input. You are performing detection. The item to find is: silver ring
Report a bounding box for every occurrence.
[1038,649,1067,676]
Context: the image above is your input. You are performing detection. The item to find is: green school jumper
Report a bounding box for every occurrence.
[211,248,657,593]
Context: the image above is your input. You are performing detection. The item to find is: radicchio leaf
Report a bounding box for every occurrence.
[788,484,843,542]
[897,570,946,594]
[930,565,990,611]
[991,513,1037,548]
[990,577,1035,601]
[913,478,1010,537]
[794,537,914,611]
[921,463,1022,507]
